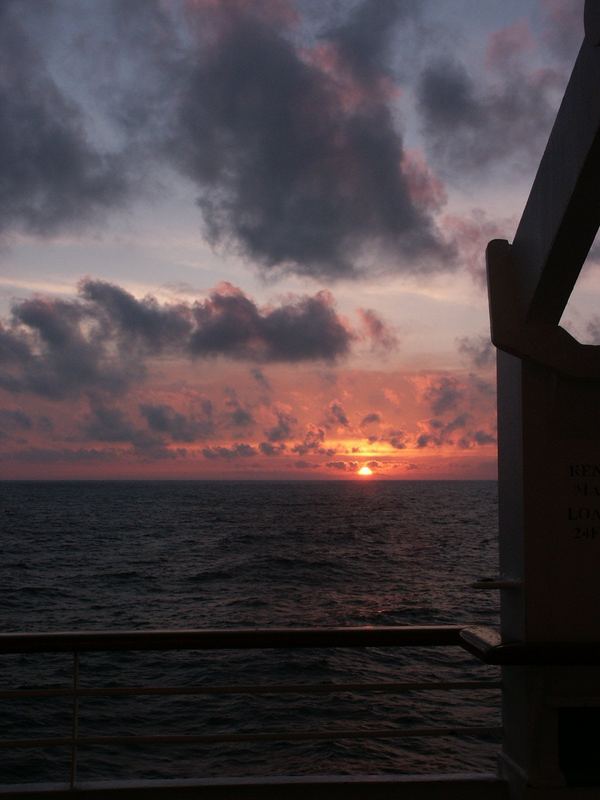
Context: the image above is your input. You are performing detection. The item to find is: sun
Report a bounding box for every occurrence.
[357,466,373,476]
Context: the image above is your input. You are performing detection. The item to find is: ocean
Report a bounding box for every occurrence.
[0,480,501,784]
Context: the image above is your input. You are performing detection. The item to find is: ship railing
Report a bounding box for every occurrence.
[0,625,504,798]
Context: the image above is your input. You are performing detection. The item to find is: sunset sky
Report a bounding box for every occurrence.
[0,0,597,480]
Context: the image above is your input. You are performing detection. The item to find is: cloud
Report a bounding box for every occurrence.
[472,429,496,446]
[2,296,139,399]
[417,40,563,175]
[587,317,600,345]
[294,459,319,470]
[423,376,462,416]
[292,426,335,456]
[0,2,126,240]
[0,280,356,399]
[360,412,381,426]
[170,0,450,279]
[441,209,512,286]
[540,0,584,63]
[325,400,350,428]
[80,280,191,352]
[388,429,408,449]
[468,373,496,398]
[325,0,417,88]
[413,370,497,450]
[82,402,159,450]
[259,441,286,456]
[188,284,353,362]
[357,309,398,351]
[139,402,214,441]
[250,367,271,392]
[485,21,534,70]
[224,388,255,428]
[415,412,497,450]
[416,413,468,449]
[457,334,495,369]
[265,409,297,442]
[0,409,32,431]
[202,443,257,459]
[325,460,359,471]
[0,1,456,280]
[229,407,254,427]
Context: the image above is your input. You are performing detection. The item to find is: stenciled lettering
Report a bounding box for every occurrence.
[568,507,600,521]
[569,464,600,478]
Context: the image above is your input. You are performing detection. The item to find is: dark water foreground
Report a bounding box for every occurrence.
[0,480,500,783]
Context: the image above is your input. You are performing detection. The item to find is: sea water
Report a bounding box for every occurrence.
[0,480,500,783]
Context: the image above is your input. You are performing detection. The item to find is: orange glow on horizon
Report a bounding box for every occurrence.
[357,466,373,476]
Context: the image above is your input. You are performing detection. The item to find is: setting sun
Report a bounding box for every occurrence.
[357,466,373,476]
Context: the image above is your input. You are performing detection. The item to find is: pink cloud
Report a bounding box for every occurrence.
[485,21,534,71]
[357,308,398,352]
[441,209,515,287]
[540,0,584,61]
[400,149,447,213]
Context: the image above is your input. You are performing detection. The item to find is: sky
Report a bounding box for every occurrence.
[0,0,597,480]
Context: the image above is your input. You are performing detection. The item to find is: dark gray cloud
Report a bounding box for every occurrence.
[423,376,462,416]
[0,281,355,399]
[327,0,417,86]
[139,402,214,442]
[325,400,350,428]
[360,412,381,427]
[82,402,159,450]
[37,415,54,433]
[202,443,256,460]
[81,281,191,353]
[388,429,407,449]
[259,441,286,456]
[170,0,449,278]
[0,409,32,431]
[224,389,255,428]
[292,426,335,457]
[415,413,495,450]
[325,460,359,471]
[416,413,469,449]
[417,49,563,174]
[0,2,127,239]
[250,367,271,392]
[357,309,398,352]
[265,409,297,442]
[0,0,453,280]
[472,429,496,446]
[469,374,496,398]
[188,285,353,362]
[229,407,255,427]
[3,295,138,399]
[457,334,495,369]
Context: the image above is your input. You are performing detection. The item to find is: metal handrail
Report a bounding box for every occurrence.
[0,624,464,653]
[0,726,503,749]
[0,679,501,700]
[0,626,501,791]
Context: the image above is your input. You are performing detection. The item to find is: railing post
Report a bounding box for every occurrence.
[70,651,79,790]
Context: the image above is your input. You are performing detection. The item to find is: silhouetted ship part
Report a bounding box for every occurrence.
[4,1,600,797]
